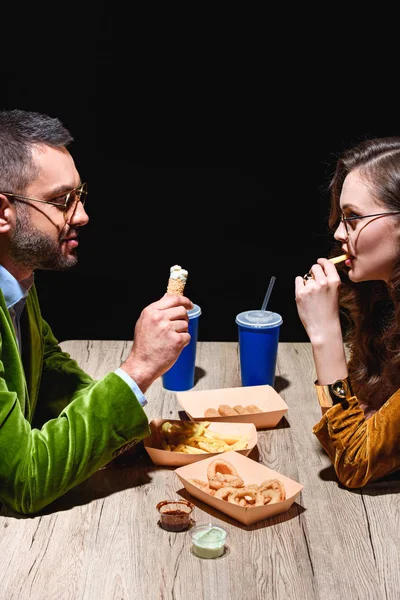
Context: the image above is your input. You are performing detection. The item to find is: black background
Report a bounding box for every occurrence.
[2,7,398,343]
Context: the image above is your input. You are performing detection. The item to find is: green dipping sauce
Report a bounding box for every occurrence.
[192,525,227,559]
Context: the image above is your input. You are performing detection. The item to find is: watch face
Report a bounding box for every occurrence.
[331,379,348,399]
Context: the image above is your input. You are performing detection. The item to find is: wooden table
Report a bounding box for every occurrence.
[1,341,400,600]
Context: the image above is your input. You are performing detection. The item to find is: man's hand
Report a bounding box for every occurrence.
[120,293,194,392]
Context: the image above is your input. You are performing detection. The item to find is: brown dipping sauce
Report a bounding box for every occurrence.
[156,499,194,532]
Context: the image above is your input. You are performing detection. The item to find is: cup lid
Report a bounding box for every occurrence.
[235,310,282,328]
[188,304,201,318]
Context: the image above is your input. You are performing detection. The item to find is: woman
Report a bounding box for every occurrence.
[295,136,400,488]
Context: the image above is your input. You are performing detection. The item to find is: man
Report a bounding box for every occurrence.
[0,109,193,515]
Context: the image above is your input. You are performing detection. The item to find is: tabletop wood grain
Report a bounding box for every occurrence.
[1,341,399,600]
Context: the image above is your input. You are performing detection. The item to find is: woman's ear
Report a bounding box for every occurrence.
[0,194,14,233]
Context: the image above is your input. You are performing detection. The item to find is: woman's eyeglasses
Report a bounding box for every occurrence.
[341,210,400,235]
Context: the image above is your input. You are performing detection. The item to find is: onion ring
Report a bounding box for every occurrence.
[206,458,239,481]
[228,487,264,507]
[245,484,260,492]
[208,473,244,490]
[189,479,215,496]
[214,486,240,500]
[259,479,286,504]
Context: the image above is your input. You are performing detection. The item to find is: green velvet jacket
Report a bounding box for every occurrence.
[0,285,150,515]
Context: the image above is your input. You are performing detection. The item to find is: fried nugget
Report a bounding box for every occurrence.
[204,407,220,418]
[244,404,262,414]
[218,404,239,417]
[233,405,247,414]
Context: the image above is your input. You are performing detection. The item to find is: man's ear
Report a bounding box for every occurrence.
[0,194,14,233]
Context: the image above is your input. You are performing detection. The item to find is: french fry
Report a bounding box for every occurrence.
[185,446,208,454]
[197,441,223,452]
[156,421,249,454]
[202,439,230,451]
[160,439,171,451]
[172,444,187,452]
[204,431,245,445]
[329,254,349,265]
[173,444,207,454]
[228,436,249,451]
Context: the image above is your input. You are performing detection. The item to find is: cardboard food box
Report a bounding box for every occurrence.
[177,385,288,430]
[144,419,257,467]
[175,451,303,526]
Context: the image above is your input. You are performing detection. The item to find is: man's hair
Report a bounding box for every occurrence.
[0,109,73,194]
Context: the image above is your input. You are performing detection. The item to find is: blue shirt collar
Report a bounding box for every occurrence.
[0,265,34,309]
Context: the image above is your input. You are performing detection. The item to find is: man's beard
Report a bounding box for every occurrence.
[8,206,78,271]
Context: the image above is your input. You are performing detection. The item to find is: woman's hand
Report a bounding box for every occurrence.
[295,258,342,345]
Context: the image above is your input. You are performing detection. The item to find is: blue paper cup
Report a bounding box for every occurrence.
[162,304,202,391]
[235,310,283,387]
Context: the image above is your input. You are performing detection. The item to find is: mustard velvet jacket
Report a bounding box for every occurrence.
[0,285,150,515]
[313,392,400,488]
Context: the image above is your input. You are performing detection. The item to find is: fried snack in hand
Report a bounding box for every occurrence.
[329,253,349,265]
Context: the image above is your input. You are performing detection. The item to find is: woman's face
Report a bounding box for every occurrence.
[334,169,400,283]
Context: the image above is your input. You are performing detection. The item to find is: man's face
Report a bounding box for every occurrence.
[8,145,89,271]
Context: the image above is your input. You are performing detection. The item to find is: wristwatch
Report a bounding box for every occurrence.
[330,379,352,401]
[314,377,353,409]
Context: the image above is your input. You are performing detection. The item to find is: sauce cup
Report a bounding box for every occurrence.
[156,499,194,532]
[191,524,227,559]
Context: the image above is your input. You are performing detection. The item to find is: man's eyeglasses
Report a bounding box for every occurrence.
[341,210,400,235]
[0,182,88,222]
